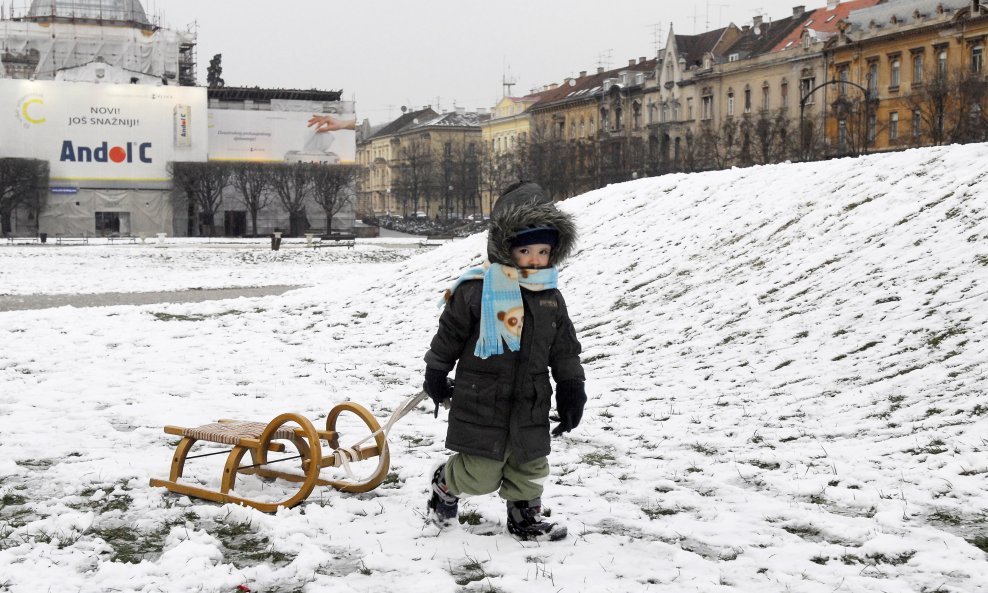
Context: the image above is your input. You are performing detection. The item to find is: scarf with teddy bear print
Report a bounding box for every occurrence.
[440,262,558,359]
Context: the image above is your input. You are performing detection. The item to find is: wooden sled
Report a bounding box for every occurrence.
[149,396,421,513]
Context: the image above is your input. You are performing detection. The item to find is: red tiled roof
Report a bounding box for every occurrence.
[772,0,883,52]
[529,59,657,111]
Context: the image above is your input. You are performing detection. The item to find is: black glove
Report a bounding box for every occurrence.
[423,367,452,418]
[551,380,587,436]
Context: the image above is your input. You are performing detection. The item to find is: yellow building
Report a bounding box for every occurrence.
[479,94,543,213]
[827,0,988,153]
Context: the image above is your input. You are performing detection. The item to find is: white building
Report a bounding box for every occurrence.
[1,1,357,238]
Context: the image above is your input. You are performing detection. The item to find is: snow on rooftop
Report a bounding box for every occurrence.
[0,143,986,591]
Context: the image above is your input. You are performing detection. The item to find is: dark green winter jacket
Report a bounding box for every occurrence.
[424,183,585,462]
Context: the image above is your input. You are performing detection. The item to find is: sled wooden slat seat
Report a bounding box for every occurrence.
[150,402,392,513]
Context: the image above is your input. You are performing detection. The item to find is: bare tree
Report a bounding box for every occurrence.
[269,162,313,236]
[311,164,360,232]
[169,161,230,237]
[392,139,435,217]
[448,139,481,218]
[525,120,572,200]
[0,158,48,235]
[229,162,273,236]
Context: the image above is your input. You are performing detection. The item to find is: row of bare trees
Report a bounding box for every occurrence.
[479,70,988,201]
[169,161,360,236]
[0,158,48,236]
[389,138,482,219]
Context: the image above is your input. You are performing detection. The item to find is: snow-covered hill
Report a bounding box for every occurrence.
[1,144,985,592]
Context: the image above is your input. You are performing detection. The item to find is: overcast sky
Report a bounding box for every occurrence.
[157,0,824,125]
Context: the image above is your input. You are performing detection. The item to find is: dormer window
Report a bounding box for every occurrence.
[729,53,740,62]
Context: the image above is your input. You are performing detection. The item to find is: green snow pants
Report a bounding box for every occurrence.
[443,447,549,502]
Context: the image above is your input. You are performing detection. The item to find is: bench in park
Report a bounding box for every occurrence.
[107,233,139,244]
[419,234,455,247]
[312,233,356,249]
[3,235,41,245]
[55,234,89,245]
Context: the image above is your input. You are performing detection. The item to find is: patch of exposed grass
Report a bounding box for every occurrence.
[930,509,962,525]
[749,460,781,470]
[970,535,988,553]
[214,518,295,568]
[690,443,717,456]
[642,505,680,520]
[581,450,616,467]
[906,438,948,456]
[927,326,966,349]
[458,510,484,526]
[783,524,821,539]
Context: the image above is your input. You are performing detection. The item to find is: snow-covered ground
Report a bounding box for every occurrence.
[1,144,985,593]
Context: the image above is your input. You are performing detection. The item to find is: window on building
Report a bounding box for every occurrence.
[912,108,922,137]
[648,104,656,124]
[615,106,623,130]
[889,111,899,141]
[729,53,740,62]
[727,92,735,116]
[672,102,680,120]
[701,95,713,120]
[971,44,984,73]
[867,61,879,96]
[662,103,669,122]
[95,212,122,234]
[838,119,848,149]
[633,102,642,129]
[839,66,849,95]
[687,97,694,120]
[600,108,609,132]
[762,84,770,110]
[868,113,877,143]
[781,81,789,108]
[890,57,901,88]
[570,122,576,138]
[913,53,924,84]
[744,88,752,113]
[800,76,816,104]
[580,120,585,137]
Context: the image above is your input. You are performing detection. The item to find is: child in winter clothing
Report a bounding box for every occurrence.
[423,181,587,541]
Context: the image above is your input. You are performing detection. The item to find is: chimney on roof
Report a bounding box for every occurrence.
[827,0,839,9]
[548,83,558,90]
[629,59,636,66]
[742,24,751,33]
[639,56,646,63]
[597,66,604,74]
[793,5,804,16]
[753,15,764,28]
[455,106,465,115]
[579,70,587,77]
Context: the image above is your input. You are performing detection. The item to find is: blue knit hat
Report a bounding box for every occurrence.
[509,226,559,249]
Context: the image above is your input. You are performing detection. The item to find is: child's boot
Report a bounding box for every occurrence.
[506,498,567,541]
[427,463,459,524]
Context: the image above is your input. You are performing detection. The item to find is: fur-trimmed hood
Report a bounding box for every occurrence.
[487,182,577,267]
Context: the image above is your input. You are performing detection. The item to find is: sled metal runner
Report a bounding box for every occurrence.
[150,394,427,513]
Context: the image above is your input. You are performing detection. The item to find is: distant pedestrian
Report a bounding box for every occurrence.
[422,181,586,541]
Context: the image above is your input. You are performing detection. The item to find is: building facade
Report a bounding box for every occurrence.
[827,0,988,154]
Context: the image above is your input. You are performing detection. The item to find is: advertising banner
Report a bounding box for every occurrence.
[0,79,207,182]
[208,100,356,164]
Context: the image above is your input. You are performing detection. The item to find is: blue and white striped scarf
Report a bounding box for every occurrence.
[441,263,558,359]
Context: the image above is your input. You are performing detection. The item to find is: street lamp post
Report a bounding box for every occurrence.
[799,77,873,162]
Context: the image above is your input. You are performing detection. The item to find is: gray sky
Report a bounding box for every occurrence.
[158,0,822,125]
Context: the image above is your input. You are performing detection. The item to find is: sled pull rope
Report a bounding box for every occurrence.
[332,390,432,479]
